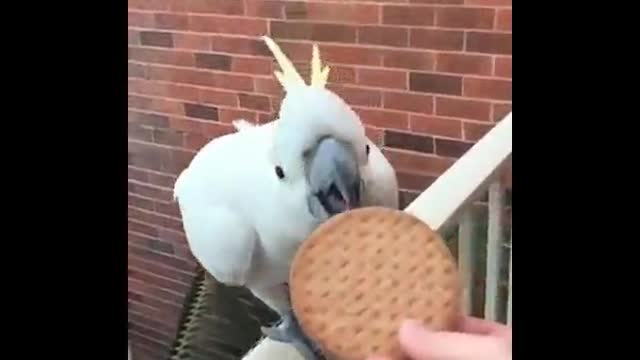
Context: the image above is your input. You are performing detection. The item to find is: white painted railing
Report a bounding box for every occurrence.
[243,113,513,360]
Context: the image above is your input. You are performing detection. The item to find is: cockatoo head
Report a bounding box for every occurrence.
[263,36,370,219]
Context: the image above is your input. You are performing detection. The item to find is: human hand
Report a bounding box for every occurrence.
[368,316,511,360]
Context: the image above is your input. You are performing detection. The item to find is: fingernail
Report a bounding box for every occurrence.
[399,319,430,343]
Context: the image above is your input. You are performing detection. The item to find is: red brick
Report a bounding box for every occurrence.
[219,108,258,123]
[129,194,154,211]
[246,0,285,18]
[128,181,173,201]
[383,91,433,114]
[129,30,139,45]
[147,171,176,188]
[168,149,196,175]
[166,83,200,102]
[365,126,384,145]
[463,121,494,141]
[286,2,379,24]
[130,344,170,360]
[211,73,254,92]
[147,66,214,87]
[184,132,209,150]
[129,318,176,344]
[354,107,409,130]
[185,0,244,14]
[129,95,183,116]
[436,53,492,75]
[173,33,210,51]
[128,330,172,353]
[129,286,182,316]
[128,11,155,27]
[271,41,313,63]
[492,103,512,122]
[494,56,512,78]
[321,44,383,66]
[385,130,434,154]
[128,311,178,339]
[128,207,183,232]
[129,111,169,129]
[271,96,283,115]
[409,115,462,138]
[383,49,435,71]
[397,171,436,191]
[129,123,153,142]
[129,220,159,238]
[169,117,205,133]
[410,72,462,95]
[128,62,147,78]
[464,0,511,5]
[254,78,283,96]
[466,32,512,55]
[199,88,238,107]
[154,201,181,218]
[411,0,464,3]
[496,9,512,31]
[357,68,408,90]
[271,21,356,43]
[129,78,163,98]
[382,148,455,175]
[184,103,218,121]
[327,84,382,107]
[153,127,185,147]
[210,35,271,56]
[129,47,195,67]
[435,7,495,29]
[154,13,188,30]
[358,26,408,47]
[194,52,231,70]
[128,261,193,293]
[410,29,463,51]
[436,97,491,121]
[128,0,170,11]
[239,93,271,112]
[383,5,434,26]
[199,122,235,139]
[129,94,151,110]
[189,15,268,36]
[435,138,473,158]
[128,167,148,182]
[139,31,174,48]
[258,113,274,123]
[232,57,272,75]
[130,278,185,305]
[328,66,356,85]
[463,77,512,101]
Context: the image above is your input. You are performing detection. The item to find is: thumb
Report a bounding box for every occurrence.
[398,320,510,360]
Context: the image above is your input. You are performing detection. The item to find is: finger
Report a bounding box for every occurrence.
[398,320,510,360]
[458,316,511,341]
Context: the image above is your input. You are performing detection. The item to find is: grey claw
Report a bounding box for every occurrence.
[260,325,289,343]
[261,311,324,360]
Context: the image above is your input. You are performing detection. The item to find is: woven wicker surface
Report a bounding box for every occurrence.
[170,270,279,360]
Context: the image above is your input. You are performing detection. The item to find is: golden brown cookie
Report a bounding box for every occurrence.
[289,207,461,360]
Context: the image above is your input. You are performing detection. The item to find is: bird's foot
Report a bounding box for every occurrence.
[261,310,323,360]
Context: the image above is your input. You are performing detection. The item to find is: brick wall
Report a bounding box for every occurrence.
[128,0,512,358]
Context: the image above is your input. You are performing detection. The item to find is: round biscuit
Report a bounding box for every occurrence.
[289,207,461,360]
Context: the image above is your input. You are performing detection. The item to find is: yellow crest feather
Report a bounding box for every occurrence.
[262,36,330,90]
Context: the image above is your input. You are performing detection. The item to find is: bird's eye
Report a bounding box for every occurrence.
[275,166,285,179]
[365,144,370,156]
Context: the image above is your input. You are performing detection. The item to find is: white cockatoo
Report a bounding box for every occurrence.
[173,36,398,359]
